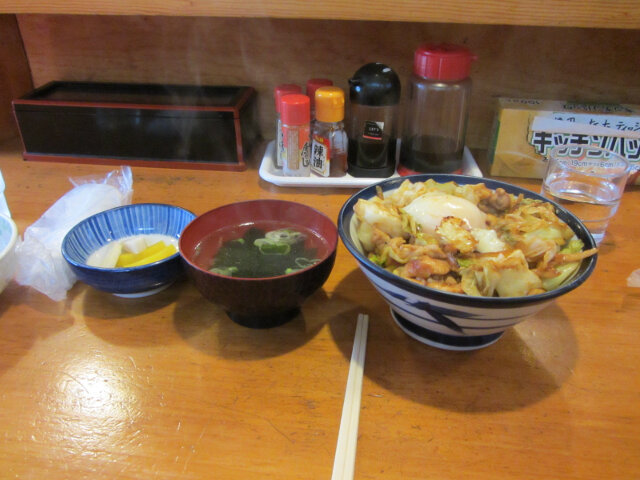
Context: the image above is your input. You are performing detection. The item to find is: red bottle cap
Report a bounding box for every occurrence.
[306,78,333,109]
[281,94,310,125]
[413,44,477,82]
[274,84,302,113]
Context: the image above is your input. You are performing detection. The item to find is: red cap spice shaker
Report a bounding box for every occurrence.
[306,78,333,118]
[274,84,302,169]
[281,94,311,177]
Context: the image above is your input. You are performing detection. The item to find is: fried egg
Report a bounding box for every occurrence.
[403,192,487,234]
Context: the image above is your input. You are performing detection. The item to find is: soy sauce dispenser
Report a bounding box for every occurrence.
[347,63,401,177]
[398,44,476,175]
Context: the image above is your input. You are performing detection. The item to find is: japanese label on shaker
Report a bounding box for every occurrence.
[302,142,311,167]
[283,125,311,173]
[276,119,285,168]
[362,121,384,141]
[311,134,331,177]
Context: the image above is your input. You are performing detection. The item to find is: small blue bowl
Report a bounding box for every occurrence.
[62,203,195,297]
[338,174,598,351]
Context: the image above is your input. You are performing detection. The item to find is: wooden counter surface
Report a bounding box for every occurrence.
[0,139,639,479]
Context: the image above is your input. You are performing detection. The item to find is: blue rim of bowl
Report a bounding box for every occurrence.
[179,199,339,281]
[62,203,196,271]
[338,173,598,308]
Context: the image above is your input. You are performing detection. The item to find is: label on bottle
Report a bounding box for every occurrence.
[276,118,285,168]
[283,124,311,176]
[311,134,331,177]
[362,121,384,141]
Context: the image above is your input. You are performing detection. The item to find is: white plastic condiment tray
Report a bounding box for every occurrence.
[258,140,483,188]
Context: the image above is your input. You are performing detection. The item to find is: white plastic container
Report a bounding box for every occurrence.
[0,169,10,218]
[0,213,18,294]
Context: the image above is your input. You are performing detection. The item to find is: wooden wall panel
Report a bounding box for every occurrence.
[0,15,33,143]
[4,0,640,29]
[16,15,640,150]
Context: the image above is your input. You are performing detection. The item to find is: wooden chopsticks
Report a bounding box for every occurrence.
[331,313,369,480]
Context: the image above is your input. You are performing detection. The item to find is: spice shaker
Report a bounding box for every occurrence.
[311,86,347,177]
[281,94,311,177]
[274,83,302,169]
[306,78,333,122]
[398,43,476,175]
[347,63,401,178]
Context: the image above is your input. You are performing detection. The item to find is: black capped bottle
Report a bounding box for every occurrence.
[347,63,400,178]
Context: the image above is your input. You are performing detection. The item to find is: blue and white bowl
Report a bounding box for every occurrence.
[62,203,195,297]
[338,174,598,351]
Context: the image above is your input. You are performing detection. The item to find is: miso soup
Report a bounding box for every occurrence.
[195,221,329,278]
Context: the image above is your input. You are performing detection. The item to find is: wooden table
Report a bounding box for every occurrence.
[0,139,639,480]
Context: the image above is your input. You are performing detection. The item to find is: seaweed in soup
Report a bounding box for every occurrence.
[210,227,320,278]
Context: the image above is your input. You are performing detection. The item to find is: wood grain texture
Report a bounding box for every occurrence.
[1,0,640,29]
[0,137,638,479]
[15,15,640,151]
[0,15,32,143]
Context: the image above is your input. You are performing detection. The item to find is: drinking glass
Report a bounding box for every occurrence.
[541,145,630,245]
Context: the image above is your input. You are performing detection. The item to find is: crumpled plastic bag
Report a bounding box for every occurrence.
[14,167,133,301]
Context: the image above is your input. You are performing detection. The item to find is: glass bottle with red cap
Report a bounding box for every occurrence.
[398,44,477,175]
[274,84,302,169]
[306,78,333,123]
[281,94,311,177]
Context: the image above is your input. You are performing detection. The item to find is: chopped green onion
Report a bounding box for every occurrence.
[210,266,239,276]
[254,238,291,255]
[265,228,305,245]
[295,257,319,269]
[457,258,473,268]
[541,262,579,291]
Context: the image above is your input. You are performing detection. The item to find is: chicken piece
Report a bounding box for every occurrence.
[436,216,477,254]
[426,277,465,294]
[478,187,513,214]
[402,255,452,279]
[385,237,448,264]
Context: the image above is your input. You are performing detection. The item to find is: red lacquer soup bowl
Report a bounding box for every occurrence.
[179,200,338,328]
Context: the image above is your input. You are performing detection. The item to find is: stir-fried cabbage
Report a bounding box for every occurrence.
[353,180,597,297]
